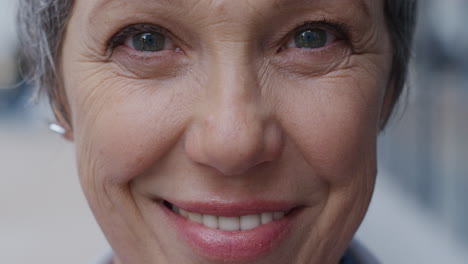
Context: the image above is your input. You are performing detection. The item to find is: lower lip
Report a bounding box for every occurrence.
[160,203,295,261]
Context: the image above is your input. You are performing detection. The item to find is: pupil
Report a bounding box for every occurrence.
[133,32,165,52]
[295,29,327,49]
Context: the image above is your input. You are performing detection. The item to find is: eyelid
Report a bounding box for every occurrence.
[108,24,170,50]
[278,20,350,49]
[286,30,337,49]
[293,20,349,40]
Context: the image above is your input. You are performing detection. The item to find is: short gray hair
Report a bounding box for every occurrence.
[17,0,417,128]
[17,0,73,124]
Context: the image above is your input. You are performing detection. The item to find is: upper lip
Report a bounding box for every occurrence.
[163,199,299,217]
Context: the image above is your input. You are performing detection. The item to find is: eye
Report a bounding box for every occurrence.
[109,24,177,53]
[286,28,338,50]
[126,32,167,52]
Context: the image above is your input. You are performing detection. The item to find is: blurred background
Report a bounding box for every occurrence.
[1,0,467,263]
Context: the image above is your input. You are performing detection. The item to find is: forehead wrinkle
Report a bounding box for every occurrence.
[92,0,186,9]
[89,0,188,22]
[273,0,371,18]
[89,0,372,25]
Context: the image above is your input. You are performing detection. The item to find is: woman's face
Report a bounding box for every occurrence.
[61,0,391,263]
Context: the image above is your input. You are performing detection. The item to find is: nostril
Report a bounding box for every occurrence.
[184,104,284,176]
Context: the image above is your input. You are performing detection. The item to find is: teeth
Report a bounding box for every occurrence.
[179,208,189,218]
[188,212,203,224]
[261,212,273,224]
[202,214,218,229]
[218,216,240,231]
[240,214,260,231]
[171,205,287,231]
[273,212,285,220]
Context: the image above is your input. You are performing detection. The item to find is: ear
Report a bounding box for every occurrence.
[52,103,74,141]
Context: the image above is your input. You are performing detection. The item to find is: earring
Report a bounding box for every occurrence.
[48,123,67,135]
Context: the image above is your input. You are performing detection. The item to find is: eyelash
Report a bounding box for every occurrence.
[107,20,350,53]
[293,20,349,41]
[108,24,170,50]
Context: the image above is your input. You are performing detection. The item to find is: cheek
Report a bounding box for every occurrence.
[273,65,388,184]
[68,71,194,185]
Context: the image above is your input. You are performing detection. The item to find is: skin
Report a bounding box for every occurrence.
[59,0,393,263]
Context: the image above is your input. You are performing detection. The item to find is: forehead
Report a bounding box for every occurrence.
[93,0,370,8]
[87,0,374,21]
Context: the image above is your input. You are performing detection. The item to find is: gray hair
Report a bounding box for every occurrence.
[17,0,417,128]
[17,0,73,124]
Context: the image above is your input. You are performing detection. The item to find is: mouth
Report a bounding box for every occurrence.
[159,199,300,261]
[163,200,290,231]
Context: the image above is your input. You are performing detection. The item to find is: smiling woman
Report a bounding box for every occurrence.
[17,0,417,263]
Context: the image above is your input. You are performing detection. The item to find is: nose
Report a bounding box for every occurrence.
[184,61,283,176]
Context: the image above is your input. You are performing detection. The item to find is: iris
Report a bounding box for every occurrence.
[132,32,166,52]
[294,29,328,49]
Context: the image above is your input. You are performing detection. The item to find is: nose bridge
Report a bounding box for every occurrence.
[206,41,262,137]
[205,55,263,173]
[185,52,282,176]
[212,55,258,111]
